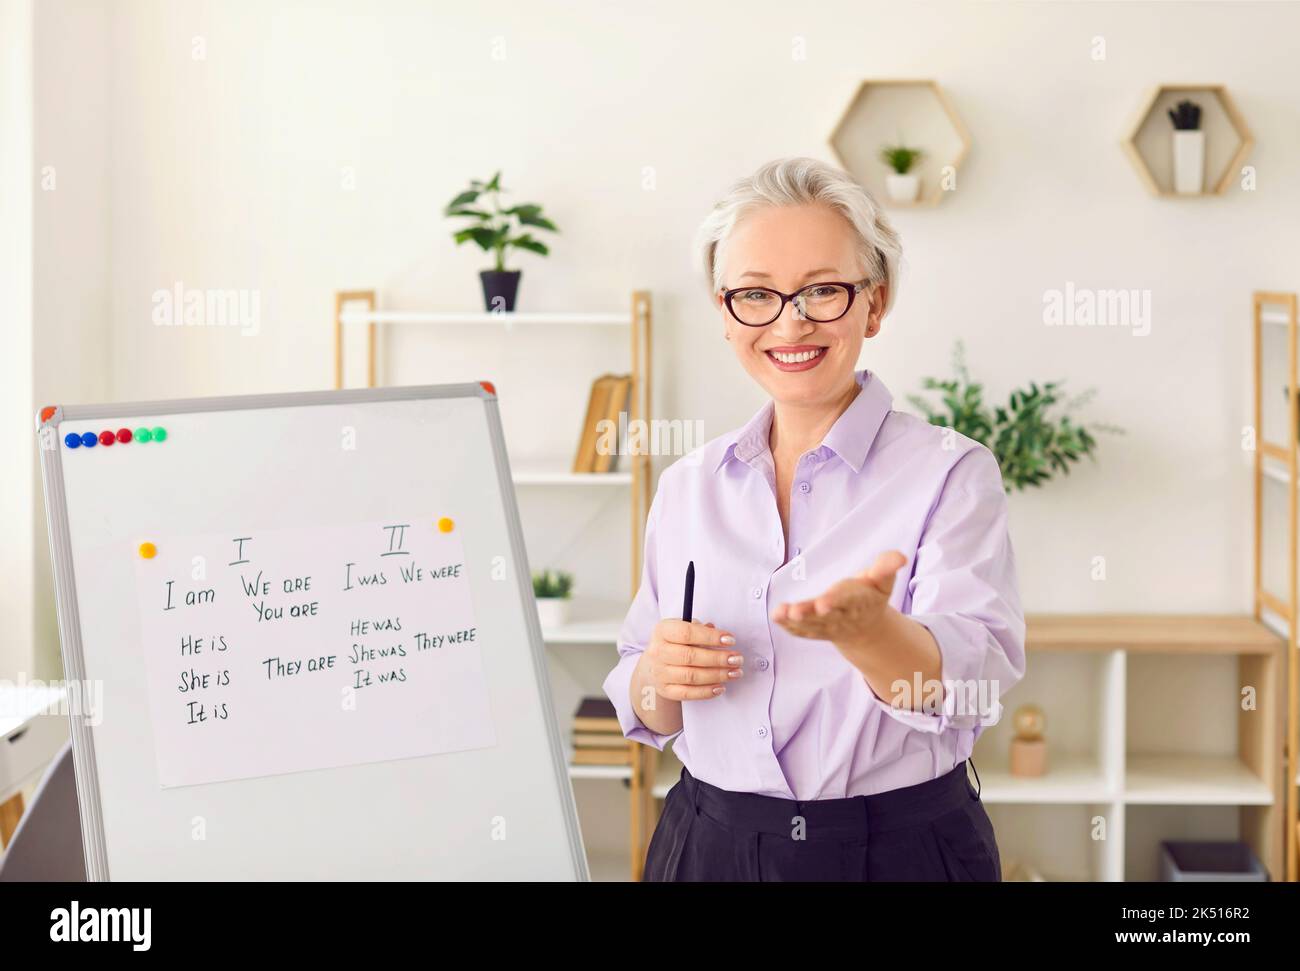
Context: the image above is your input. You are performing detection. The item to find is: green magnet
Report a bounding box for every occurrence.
[134,427,153,443]
[151,426,168,442]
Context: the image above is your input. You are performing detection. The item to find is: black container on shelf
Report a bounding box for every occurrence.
[1159,841,1267,881]
[480,270,521,313]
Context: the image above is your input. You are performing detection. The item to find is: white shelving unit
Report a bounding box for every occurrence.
[333,289,656,881]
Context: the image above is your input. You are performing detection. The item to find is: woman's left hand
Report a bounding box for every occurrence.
[771,550,908,652]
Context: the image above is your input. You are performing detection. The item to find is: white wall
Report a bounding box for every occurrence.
[15,0,1300,682]
[1,0,111,680]
[0,0,36,682]
[30,0,112,678]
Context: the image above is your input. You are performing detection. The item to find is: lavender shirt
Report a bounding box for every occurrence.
[602,369,1025,800]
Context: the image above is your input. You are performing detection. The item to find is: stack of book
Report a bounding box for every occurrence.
[572,373,632,473]
[570,696,632,766]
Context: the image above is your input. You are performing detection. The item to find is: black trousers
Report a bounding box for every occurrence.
[645,760,1001,881]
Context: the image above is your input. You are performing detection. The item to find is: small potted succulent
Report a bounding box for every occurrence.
[880,143,924,203]
[1168,99,1204,195]
[445,171,559,312]
[532,569,574,630]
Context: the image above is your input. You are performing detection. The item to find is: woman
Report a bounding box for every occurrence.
[602,157,1025,882]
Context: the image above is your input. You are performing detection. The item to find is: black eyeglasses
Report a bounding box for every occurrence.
[720,280,871,327]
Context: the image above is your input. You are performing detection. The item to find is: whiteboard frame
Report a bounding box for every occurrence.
[36,383,589,881]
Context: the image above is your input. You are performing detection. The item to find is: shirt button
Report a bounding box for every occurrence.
[798,481,811,494]
[757,726,768,738]
[751,586,763,599]
[756,657,770,671]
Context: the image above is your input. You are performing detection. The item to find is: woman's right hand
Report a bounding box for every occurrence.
[642,619,743,701]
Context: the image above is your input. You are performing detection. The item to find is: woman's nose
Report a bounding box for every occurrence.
[771,298,811,335]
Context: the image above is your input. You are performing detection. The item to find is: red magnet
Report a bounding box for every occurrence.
[116,427,133,444]
[98,430,115,447]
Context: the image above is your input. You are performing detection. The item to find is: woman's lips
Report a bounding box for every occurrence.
[764,345,828,372]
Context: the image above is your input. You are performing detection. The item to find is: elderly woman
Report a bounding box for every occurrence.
[602,157,1025,882]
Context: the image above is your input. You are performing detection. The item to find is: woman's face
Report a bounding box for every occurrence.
[715,203,886,409]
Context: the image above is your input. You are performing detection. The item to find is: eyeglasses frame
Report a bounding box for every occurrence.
[719,279,873,327]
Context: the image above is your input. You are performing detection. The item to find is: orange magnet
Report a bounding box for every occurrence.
[437,517,455,533]
[138,542,157,559]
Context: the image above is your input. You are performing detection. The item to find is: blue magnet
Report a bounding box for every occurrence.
[64,433,82,449]
[80,431,98,448]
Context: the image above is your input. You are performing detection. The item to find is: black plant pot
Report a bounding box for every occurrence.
[479,270,521,313]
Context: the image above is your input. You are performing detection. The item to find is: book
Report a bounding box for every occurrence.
[572,747,632,766]
[572,375,616,474]
[592,374,631,474]
[572,697,620,733]
[572,732,630,749]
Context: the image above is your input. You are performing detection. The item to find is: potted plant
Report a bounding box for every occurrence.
[445,172,559,312]
[879,143,924,203]
[1168,99,1204,195]
[532,569,574,629]
[908,342,1123,491]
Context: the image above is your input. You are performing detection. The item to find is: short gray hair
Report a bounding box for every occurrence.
[695,156,903,315]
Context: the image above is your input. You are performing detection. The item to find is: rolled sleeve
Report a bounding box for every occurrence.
[871,445,1026,735]
[601,488,681,751]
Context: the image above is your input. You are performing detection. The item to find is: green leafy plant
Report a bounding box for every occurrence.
[879,143,923,175]
[445,171,558,272]
[532,569,573,600]
[907,342,1123,492]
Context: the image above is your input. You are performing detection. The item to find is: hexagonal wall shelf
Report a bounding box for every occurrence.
[1122,84,1254,197]
[829,79,971,208]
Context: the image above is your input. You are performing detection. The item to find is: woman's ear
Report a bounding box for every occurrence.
[716,289,733,340]
[865,283,888,338]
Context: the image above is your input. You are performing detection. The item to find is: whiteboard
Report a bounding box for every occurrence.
[36,384,587,880]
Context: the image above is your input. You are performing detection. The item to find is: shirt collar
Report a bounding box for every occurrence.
[715,369,893,475]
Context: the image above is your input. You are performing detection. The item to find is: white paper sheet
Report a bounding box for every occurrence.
[133,515,495,788]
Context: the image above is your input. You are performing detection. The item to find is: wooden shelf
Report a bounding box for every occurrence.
[339,310,629,327]
[828,79,971,209]
[1124,754,1272,806]
[1121,84,1254,198]
[1026,614,1280,654]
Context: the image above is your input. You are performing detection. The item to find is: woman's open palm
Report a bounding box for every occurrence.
[771,550,908,648]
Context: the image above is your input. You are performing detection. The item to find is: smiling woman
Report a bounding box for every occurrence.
[602,157,1026,882]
